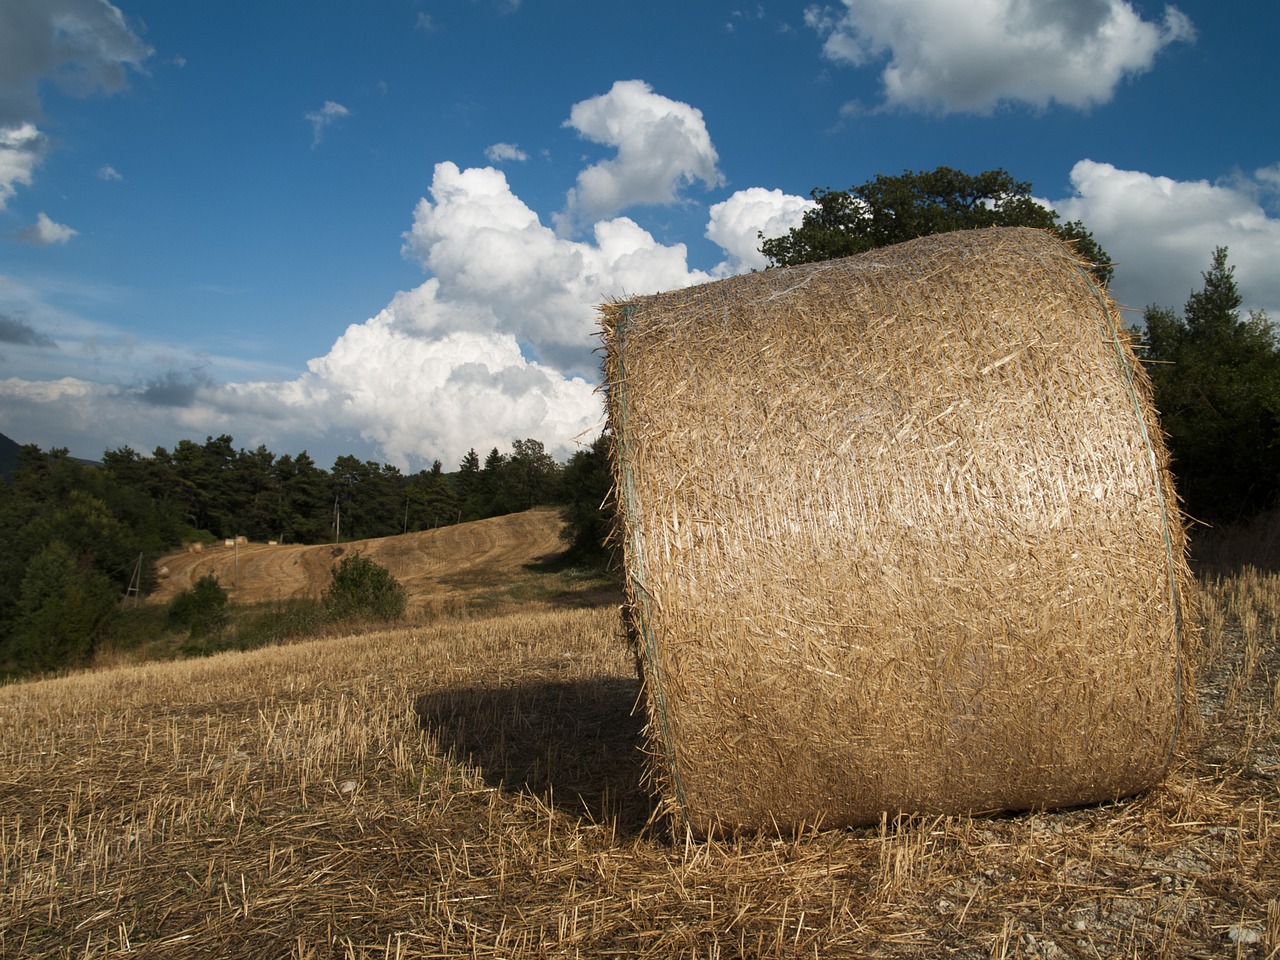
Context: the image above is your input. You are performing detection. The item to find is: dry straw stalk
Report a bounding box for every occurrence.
[603,226,1196,837]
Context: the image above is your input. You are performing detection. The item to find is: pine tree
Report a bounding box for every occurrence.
[1141,247,1280,522]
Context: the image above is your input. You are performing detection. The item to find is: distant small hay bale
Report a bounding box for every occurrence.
[602,227,1195,837]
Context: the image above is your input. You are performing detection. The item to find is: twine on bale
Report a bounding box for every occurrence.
[602,226,1196,838]
[1073,258,1190,765]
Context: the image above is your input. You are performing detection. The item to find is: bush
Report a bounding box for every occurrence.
[236,598,325,648]
[5,540,118,674]
[322,554,406,622]
[167,574,229,639]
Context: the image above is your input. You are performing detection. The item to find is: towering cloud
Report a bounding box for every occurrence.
[560,80,725,227]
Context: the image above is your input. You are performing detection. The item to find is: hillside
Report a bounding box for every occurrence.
[0,431,19,481]
[150,507,581,615]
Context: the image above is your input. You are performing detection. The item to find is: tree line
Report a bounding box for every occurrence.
[0,435,606,676]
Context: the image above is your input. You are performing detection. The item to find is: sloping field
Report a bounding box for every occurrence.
[150,508,570,614]
[0,556,1277,956]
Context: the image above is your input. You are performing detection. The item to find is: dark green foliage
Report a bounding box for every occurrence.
[271,451,332,543]
[505,439,559,512]
[404,460,460,533]
[331,455,407,541]
[1139,247,1280,523]
[761,166,1112,286]
[167,574,229,639]
[0,449,152,675]
[322,554,406,622]
[6,540,118,674]
[558,435,614,566]
[235,599,325,648]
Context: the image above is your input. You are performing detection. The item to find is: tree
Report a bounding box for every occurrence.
[1139,247,1280,523]
[467,447,508,519]
[558,434,614,566]
[0,449,157,669]
[504,438,559,511]
[454,448,482,521]
[405,461,459,532]
[322,554,406,622]
[167,574,229,639]
[330,456,403,540]
[236,444,279,540]
[761,167,1111,285]
[6,540,118,673]
[273,451,332,543]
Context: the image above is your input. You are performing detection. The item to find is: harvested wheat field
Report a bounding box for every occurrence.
[1,519,1277,957]
[148,508,570,616]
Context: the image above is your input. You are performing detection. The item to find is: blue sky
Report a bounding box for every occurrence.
[1,0,1277,470]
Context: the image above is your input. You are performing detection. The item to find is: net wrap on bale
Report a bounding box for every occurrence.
[602,227,1194,837]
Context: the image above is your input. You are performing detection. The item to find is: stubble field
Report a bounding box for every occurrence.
[0,510,1277,958]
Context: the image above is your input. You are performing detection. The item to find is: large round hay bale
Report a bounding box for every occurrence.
[602,227,1194,837]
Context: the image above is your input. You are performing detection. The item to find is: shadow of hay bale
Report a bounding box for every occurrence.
[548,583,626,610]
[1189,506,1280,575]
[413,677,652,835]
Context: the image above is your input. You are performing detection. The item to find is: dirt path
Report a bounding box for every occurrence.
[150,508,568,613]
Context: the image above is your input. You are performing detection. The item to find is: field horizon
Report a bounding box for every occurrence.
[1,510,1277,958]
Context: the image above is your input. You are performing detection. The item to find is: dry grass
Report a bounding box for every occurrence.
[1,545,1277,957]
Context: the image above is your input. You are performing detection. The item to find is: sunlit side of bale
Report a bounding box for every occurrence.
[603,227,1194,837]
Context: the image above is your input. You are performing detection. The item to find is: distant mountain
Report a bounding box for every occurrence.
[0,432,20,481]
[0,432,101,481]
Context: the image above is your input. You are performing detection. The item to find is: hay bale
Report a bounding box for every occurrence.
[602,227,1194,837]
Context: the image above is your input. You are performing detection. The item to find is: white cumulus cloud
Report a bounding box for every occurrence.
[1,81,758,468]
[16,211,78,245]
[805,0,1194,114]
[1048,159,1280,319]
[560,80,724,228]
[402,160,713,373]
[706,187,817,274]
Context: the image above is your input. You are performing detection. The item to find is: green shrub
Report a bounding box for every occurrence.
[322,554,406,622]
[167,574,229,639]
[236,598,325,648]
[6,540,118,674]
